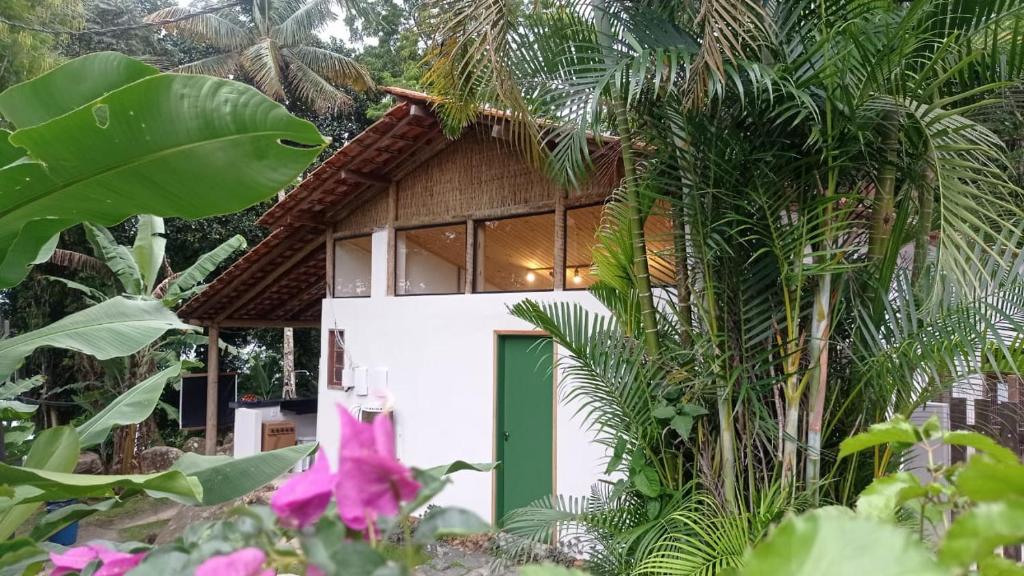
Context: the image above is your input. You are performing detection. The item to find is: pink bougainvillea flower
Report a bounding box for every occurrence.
[50,544,144,576]
[334,406,420,531]
[271,447,335,528]
[307,564,326,576]
[195,548,274,576]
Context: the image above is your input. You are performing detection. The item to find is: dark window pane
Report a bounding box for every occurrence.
[396,224,467,295]
[474,213,555,292]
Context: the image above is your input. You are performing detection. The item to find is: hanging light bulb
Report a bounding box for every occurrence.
[573,267,583,285]
[526,271,537,283]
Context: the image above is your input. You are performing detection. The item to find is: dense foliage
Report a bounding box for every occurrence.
[421,0,1024,572]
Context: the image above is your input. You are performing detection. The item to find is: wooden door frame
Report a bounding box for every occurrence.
[492,330,558,525]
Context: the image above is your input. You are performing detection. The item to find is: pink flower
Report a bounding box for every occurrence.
[49,544,144,576]
[195,548,274,576]
[271,447,335,528]
[334,407,420,531]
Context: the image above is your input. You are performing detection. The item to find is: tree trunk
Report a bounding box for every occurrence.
[591,0,659,356]
[282,327,296,399]
[869,112,899,260]
[674,203,693,348]
[805,180,835,502]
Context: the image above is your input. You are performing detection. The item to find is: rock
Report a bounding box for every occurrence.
[182,437,204,453]
[216,442,233,456]
[138,446,184,473]
[74,451,103,474]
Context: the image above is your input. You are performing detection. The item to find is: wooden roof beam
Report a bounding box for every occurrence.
[341,170,391,187]
[214,237,325,323]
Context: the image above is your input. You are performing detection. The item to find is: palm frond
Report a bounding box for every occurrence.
[281,48,353,113]
[145,6,250,51]
[174,52,240,78]
[286,45,374,91]
[274,0,337,46]
[241,39,288,102]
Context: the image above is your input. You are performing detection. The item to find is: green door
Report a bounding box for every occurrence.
[495,335,554,525]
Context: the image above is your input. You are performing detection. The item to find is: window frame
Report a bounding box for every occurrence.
[326,329,345,390]
[472,209,558,294]
[393,221,469,297]
[332,234,373,299]
[563,201,607,291]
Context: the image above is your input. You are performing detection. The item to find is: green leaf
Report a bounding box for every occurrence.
[605,436,627,475]
[0,399,37,419]
[957,457,1024,502]
[0,297,191,382]
[669,414,694,438]
[0,52,158,129]
[170,443,316,505]
[420,460,498,478]
[83,222,143,294]
[632,465,662,498]
[735,507,945,576]
[0,538,46,576]
[42,275,108,302]
[839,417,921,459]
[943,430,1019,465]
[303,524,385,576]
[0,376,43,400]
[414,507,491,543]
[0,463,202,504]
[940,501,1024,568]
[520,564,592,576]
[76,362,182,449]
[133,215,166,294]
[0,426,80,540]
[652,405,676,419]
[163,235,246,303]
[28,498,120,541]
[856,472,929,521]
[0,53,325,288]
[977,556,1024,575]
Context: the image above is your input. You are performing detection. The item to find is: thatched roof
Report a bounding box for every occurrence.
[179,88,619,326]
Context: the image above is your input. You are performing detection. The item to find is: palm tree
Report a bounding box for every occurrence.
[146,0,374,113]
[420,0,1024,572]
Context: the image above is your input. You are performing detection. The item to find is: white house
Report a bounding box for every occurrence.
[180,88,676,523]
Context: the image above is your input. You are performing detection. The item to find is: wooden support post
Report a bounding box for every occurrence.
[325,224,336,298]
[466,218,476,294]
[386,183,398,296]
[554,191,566,291]
[949,397,968,464]
[205,325,220,455]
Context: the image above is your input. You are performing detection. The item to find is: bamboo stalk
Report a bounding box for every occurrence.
[869,112,899,260]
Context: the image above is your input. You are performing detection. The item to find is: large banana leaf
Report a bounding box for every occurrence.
[84,221,143,295]
[0,427,80,540]
[163,234,247,304]
[0,52,326,288]
[0,297,190,382]
[133,215,166,294]
[171,443,317,505]
[0,463,202,505]
[76,362,183,449]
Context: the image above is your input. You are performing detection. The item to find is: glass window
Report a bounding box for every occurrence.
[333,236,372,297]
[645,204,676,286]
[396,224,467,295]
[565,204,603,289]
[474,212,555,292]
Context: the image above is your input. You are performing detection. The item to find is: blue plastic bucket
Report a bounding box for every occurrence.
[45,500,79,546]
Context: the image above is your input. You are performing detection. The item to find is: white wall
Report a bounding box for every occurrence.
[317,229,611,522]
